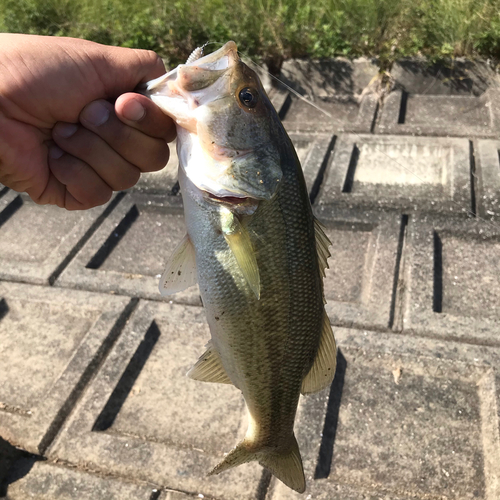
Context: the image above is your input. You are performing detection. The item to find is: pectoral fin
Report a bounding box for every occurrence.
[159,234,197,296]
[187,340,233,385]
[221,210,260,299]
[301,311,337,394]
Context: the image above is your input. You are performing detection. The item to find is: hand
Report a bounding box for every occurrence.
[0,34,176,210]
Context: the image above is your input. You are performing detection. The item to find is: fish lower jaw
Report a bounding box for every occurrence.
[204,190,260,213]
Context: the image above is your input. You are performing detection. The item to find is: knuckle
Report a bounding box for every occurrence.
[134,49,165,74]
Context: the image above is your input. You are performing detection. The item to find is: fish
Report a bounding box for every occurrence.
[143,41,337,493]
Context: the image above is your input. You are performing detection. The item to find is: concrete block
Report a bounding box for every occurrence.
[377,58,500,137]
[269,327,500,499]
[48,301,265,500]
[3,459,160,499]
[288,133,334,194]
[377,89,500,138]
[279,94,377,134]
[401,214,500,343]
[390,58,498,96]
[475,139,500,221]
[0,192,119,286]
[55,193,202,306]
[274,58,379,134]
[314,209,402,330]
[268,87,290,115]
[317,134,472,216]
[0,437,25,490]
[280,58,380,97]
[0,282,131,454]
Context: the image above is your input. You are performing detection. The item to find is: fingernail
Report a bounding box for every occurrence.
[54,123,78,138]
[122,99,146,121]
[49,145,64,159]
[81,101,110,126]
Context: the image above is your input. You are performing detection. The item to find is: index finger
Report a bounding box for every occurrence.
[115,93,176,143]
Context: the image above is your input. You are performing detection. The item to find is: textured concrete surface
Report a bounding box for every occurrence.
[317,135,472,215]
[401,214,500,342]
[55,193,202,306]
[275,58,379,134]
[1,57,500,499]
[4,459,162,499]
[0,282,131,454]
[47,301,264,500]
[269,328,500,500]
[0,193,117,285]
[316,209,402,330]
[475,139,500,222]
[376,58,500,138]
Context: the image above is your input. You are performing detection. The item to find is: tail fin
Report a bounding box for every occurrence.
[209,435,306,494]
[208,440,257,476]
[258,434,305,493]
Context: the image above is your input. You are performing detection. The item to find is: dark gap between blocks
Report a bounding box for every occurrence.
[314,349,347,479]
[433,231,443,313]
[86,204,140,270]
[92,320,161,432]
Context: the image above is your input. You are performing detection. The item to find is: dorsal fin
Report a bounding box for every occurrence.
[301,311,337,394]
[314,217,331,278]
[159,234,197,296]
[187,340,233,385]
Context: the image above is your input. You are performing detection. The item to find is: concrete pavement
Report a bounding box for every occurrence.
[0,56,499,499]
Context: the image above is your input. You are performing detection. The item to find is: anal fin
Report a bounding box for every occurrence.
[301,311,337,394]
[187,340,232,385]
[159,234,197,296]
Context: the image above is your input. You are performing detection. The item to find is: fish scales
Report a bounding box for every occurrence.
[143,41,336,493]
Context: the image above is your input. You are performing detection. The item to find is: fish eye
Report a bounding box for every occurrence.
[238,87,259,108]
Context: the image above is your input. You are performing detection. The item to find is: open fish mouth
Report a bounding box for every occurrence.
[142,41,238,99]
[206,192,249,204]
[204,190,260,215]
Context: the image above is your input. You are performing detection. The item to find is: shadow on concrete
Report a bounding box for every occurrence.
[433,232,443,313]
[278,59,357,97]
[0,197,22,232]
[256,469,272,500]
[86,203,139,270]
[314,349,347,479]
[92,320,161,432]
[0,299,9,323]
[395,59,493,96]
[342,144,360,194]
[0,438,42,498]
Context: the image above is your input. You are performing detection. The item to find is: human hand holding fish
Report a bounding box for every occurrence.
[0,34,176,210]
[0,34,337,493]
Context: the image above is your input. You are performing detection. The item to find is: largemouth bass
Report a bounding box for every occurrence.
[143,42,336,493]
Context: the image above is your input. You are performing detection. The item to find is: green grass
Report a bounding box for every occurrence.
[1,0,500,68]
